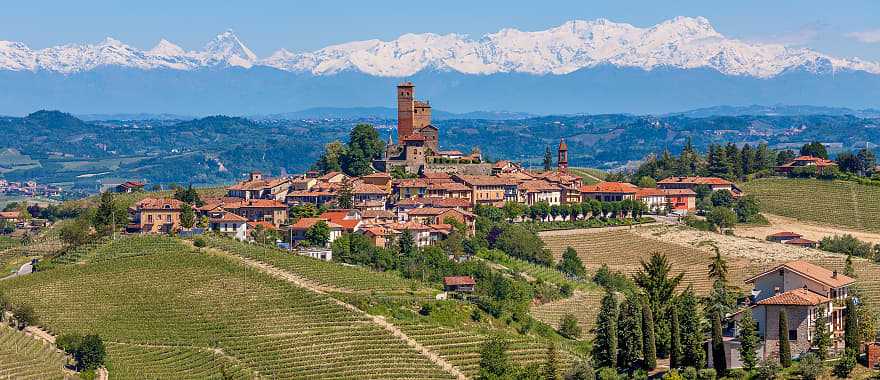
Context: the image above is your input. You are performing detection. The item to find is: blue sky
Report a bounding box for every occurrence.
[3,0,880,60]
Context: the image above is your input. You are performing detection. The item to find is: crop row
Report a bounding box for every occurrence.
[0,325,69,380]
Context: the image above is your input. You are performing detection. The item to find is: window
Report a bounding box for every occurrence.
[789,329,798,341]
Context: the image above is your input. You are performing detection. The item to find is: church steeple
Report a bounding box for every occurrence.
[557,138,568,173]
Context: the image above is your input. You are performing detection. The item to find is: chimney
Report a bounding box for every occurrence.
[249,171,262,182]
[832,270,838,278]
[774,287,781,294]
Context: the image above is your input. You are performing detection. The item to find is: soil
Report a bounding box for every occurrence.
[735,213,880,245]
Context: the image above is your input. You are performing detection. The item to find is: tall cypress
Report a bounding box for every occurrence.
[679,288,705,368]
[669,304,682,369]
[594,291,619,369]
[778,309,791,368]
[738,313,759,371]
[617,297,643,370]
[845,298,861,352]
[641,295,657,370]
[710,311,727,376]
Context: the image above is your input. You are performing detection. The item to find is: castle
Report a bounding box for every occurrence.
[376,82,480,174]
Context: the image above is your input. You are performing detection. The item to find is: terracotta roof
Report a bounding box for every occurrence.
[429,182,470,192]
[768,231,802,239]
[318,210,362,230]
[362,226,390,236]
[422,172,452,180]
[493,160,512,169]
[635,188,666,197]
[352,181,389,194]
[361,209,395,219]
[120,181,145,188]
[0,211,21,219]
[288,190,337,197]
[318,171,347,181]
[579,182,639,194]
[519,180,561,193]
[227,177,290,191]
[756,288,830,306]
[443,276,476,286]
[290,218,342,230]
[407,207,453,216]
[657,176,733,186]
[425,198,472,209]
[209,212,248,223]
[413,100,431,108]
[453,175,513,187]
[395,179,429,188]
[135,198,184,210]
[226,199,287,209]
[784,238,818,246]
[362,172,392,179]
[387,221,432,231]
[746,260,855,288]
[662,189,698,196]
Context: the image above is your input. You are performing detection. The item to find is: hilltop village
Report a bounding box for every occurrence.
[3,82,880,380]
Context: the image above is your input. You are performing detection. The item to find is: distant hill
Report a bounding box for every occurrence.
[257,107,536,121]
[668,105,880,118]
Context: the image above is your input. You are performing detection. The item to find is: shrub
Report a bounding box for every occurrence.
[419,303,435,316]
[565,358,595,380]
[596,367,619,380]
[832,351,856,378]
[681,367,698,380]
[632,369,649,380]
[193,237,207,248]
[559,313,581,339]
[697,368,716,380]
[797,352,823,380]
[12,304,37,330]
[662,369,684,380]
[756,358,780,380]
[723,368,747,380]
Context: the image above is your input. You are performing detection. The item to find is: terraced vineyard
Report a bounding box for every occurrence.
[531,290,605,337]
[0,243,455,379]
[203,236,431,294]
[0,325,71,379]
[397,321,573,378]
[543,229,762,294]
[52,235,189,264]
[741,178,880,232]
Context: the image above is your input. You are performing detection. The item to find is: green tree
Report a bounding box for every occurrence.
[12,304,37,330]
[566,357,595,380]
[501,201,526,222]
[641,295,657,370]
[289,204,320,223]
[558,247,587,279]
[398,230,416,256]
[812,308,831,360]
[59,217,92,247]
[179,203,196,229]
[93,192,128,236]
[800,142,828,159]
[634,252,683,358]
[778,309,791,368]
[833,350,857,378]
[594,291,619,369]
[544,145,553,171]
[733,195,761,223]
[304,221,331,247]
[544,342,561,380]
[637,176,657,188]
[709,190,734,208]
[174,184,203,206]
[844,297,861,352]
[679,288,705,369]
[0,291,8,323]
[796,352,822,380]
[669,304,682,369]
[341,124,385,176]
[738,313,759,371]
[559,313,582,339]
[337,178,354,209]
[710,312,726,376]
[315,140,345,174]
[617,297,643,370]
[706,207,737,231]
[76,334,106,371]
[478,335,511,380]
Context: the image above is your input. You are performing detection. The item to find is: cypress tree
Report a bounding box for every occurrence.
[641,296,657,370]
[669,304,682,369]
[813,308,831,360]
[778,309,791,368]
[679,288,705,368]
[845,298,861,352]
[594,291,619,369]
[738,313,759,371]
[617,297,643,370]
[710,311,727,376]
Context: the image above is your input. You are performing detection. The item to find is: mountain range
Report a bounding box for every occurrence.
[2,17,880,115]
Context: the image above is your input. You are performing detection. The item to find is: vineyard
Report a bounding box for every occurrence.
[0,243,455,379]
[52,235,189,265]
[202,236,433,294]
[0,324,71,379]
[530,290,605,337]
[741,178,880,232]
[568,167,606,185]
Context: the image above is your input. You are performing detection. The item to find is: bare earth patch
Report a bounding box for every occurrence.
[735,213,880,245]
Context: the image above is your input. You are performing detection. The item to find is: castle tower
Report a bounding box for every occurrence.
[397,82,415,141]
[557,138,568,173]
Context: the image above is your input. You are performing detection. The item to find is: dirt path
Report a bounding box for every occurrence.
[97,367,108,380]
[208,245,468,380]
[735,213,880,245]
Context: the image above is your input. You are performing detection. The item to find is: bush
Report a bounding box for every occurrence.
[559,313,582,339]
[419,303,435,316]
[193,237,207,248]
[566,358,595,380]
[632,369,649,380]
[722,368,747,380]
[756,358,781,380]
[797,352,823,380]
[697,368,716,380]
[596,367,619,380]
[12,304,37,330]
[56,333,106,371]
[681,367,698,380]
[662,369,684,380]
[832,351,856,378]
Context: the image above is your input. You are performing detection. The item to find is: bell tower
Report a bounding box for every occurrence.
[397,82,415,141]
[557,138,568,173]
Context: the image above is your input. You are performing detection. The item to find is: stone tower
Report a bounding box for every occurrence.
[557,138,568,173]
[397,82,415,140]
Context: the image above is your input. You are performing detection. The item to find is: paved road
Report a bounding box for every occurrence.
[16,262,33,276]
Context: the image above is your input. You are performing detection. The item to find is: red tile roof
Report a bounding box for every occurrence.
[247,221,277,230]
[784,238,818,246]
[209,212,248,223]
[657,176,733,186]
[227,177,290,191]
[443,276,476,286]
[579,182,639,194]
[746,260,855,288]
[422,172,452,180]
[519,180,561,193]
[0,211,21,219]
[768,231,802,239]
[756,288,830,306]
[134,198,184,210]
[225,199,287,209]
[453,175,514,187]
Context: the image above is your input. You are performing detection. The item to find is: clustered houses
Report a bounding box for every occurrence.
[717,261,855,369]
[775,155,838,175]
[0,179,62,198]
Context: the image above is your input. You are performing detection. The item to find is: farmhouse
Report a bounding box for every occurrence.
[129,198,183,234]
[657,176,742,197]
[227,172,291,200]
[579,182,639,202]
[776,156,837,175]
[113,181,145,193]
[207,211,248,241]
[443,276,476,293]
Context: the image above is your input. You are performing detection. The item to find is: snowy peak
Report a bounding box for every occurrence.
[201,29,257,67]
[0,17,878,77]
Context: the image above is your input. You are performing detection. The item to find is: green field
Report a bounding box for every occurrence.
[0,325,71,379]
[0,241,455,379]
[568,167,606,185]
[741,178,880,232]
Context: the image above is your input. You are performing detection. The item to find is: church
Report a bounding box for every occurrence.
[375,82,477,173]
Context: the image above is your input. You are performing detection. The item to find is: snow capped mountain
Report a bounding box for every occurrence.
[0,17,878,77]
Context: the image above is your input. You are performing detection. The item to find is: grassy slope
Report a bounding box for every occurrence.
[0,325,70,380]
[741,178,880,232]
[568,167,606,185]
[0,241,454,379]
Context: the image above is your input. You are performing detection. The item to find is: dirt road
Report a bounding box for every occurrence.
[736,213,880,245]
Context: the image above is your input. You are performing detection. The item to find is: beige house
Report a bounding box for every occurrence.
[227,172,291,200]
[453,175,510,206]
[130,198,183,234]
